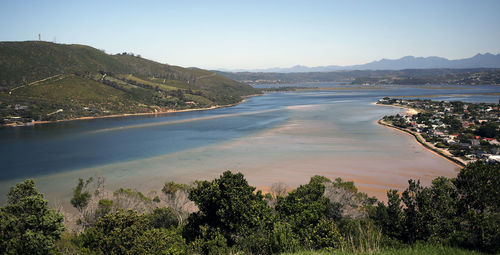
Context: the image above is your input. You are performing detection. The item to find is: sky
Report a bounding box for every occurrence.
[1,0,500,70]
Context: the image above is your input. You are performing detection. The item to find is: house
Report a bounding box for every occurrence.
[484,138,500,146]
[487,155,500,163]
[445,138,456,145]
[14,104,28,110]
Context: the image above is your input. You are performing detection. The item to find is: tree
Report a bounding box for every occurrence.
[454,161,500,252]
[425,177,459,243]
[443,116,462,132]
[401,179,424,244]
[131,228,186,255]
[161,181,195,224]
[275,176,337,247]
[0,179,65,254]
[308,218,343,249]
[372,189,403,240]
[476,123,498,138]
[78,210,149,254]
[70,177,92,212]
[267,182,288,208]
[147,207,179,229]
[269,221,300,254]
[184,171,272,247]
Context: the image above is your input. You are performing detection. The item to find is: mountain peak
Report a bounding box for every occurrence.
[218,53,500,73]
[400,56,415,60]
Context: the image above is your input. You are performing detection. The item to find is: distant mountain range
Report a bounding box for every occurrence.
[219,53,500,73]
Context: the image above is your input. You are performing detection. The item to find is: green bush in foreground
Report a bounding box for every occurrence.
[371,161,499,253]
[183,171,273,250]
[0,179,65,255]
[75,209,186,254]
[2,161,499,254]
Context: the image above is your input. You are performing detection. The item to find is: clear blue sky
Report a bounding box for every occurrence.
[1,0,500,69]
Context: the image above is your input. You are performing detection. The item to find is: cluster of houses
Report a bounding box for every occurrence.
[1,104,33,126]
[378,97,500,164]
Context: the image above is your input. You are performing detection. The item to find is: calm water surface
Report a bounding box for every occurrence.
[1,84,499,203]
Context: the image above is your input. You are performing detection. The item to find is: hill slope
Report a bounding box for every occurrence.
[0,41,259,125]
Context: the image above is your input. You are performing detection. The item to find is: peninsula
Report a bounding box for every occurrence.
[377,97,500,165]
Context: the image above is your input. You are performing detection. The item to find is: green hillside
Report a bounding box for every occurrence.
[0,41,260,125]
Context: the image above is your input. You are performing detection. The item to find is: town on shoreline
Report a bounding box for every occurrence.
[377,97,500,165]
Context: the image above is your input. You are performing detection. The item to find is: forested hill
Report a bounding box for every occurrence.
[0,41,259,124]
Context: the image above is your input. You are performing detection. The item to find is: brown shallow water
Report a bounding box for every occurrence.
[4,100,460,211]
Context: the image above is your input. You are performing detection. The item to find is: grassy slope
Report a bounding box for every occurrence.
[283,244,485,255]
[2,74,149,120]
[0,41,260,123]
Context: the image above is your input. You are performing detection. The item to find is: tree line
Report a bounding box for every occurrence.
[1,161,498,254]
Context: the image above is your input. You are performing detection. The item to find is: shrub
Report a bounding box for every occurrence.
[0,179,65,255]
[131,228,186,255]
[307,218,343,250]
[184,171,272,245]
[269,221,300,254]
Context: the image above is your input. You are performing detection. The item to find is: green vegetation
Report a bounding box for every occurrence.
[0,180,65,254]
[282,243,486,255]
[0,41,260,125]
[217,68,500,85]
[1,162,499,254]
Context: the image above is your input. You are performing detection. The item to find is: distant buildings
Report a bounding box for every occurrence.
[378,98,500,164]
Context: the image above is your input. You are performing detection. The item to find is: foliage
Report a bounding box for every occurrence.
[77,210,147,254]
[70,177,93,212]
[281,243,487,255]
[324,177,377,220]
[4,165,499,254]
[113,187,154,214]
[454,161,500,253]
[184,171,272,247]
[147,207,179,229]
[188,225,229,255]
[162,181,191,195]
[161,181,196,224]
[372,161,500,253]
[130,228,186,255]
[77,209,187,254]
[0,179,65,254]
[475,123,498,138]
[371,190,404,240]
[276,176,337,248]
[307,218,343,250]
[339,219,389,253]
[269,221,300,254]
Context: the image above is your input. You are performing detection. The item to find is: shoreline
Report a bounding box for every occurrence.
[370,101,420,115]
[3,95,259,127]
[374,102,466,167]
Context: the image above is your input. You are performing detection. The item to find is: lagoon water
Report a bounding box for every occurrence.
[1,84,499,205]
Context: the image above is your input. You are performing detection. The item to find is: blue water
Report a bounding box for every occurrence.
[0,84,499,182]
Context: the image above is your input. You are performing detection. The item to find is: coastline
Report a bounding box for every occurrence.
[3,95,259,127]
[370,101,420,115]
[374,102,466,168]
